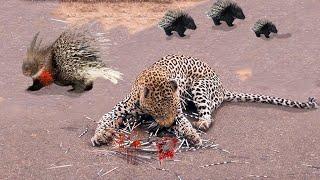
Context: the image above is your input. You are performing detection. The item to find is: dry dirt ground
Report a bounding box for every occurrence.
[52,0,204,33]
[1,0,320,179]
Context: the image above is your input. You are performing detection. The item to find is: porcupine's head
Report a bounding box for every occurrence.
[22,60,38,77]
[231,3,245,20]
[182,14,197,30]
[268,23,278,33]
[23,32,52,77]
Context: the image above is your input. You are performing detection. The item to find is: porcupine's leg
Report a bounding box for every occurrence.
[27,79,44,91]
[84,82,93,91]
[190,77,224,131]
[69,80,93,93]
[164,28,173,36]
[68,81,86,93]
[173,114,202,145]
[176,25,187,37]
[255,32,261,37]
[212,17,221,25]
[264,32,270,38]
[225,16,235,27]
[54,77,73,87]
[54,81,71,86]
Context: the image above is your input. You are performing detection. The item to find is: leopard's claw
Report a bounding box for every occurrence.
[91,128,116,146]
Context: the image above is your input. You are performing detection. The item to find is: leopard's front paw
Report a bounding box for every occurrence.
[91,128,116,146]
[193,119,211,131]
[186,132,202,146]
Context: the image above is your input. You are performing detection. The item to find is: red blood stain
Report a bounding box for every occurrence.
[156,137,178,163]
[130,140,142,148]
[116,133,126,148]
[115,131,142,165]
[39,70,53,86]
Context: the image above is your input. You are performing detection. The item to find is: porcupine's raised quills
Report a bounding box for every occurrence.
[158,9,197,37]
[252,19,278,38]
[206,0,245,27]
[22,30,122,93]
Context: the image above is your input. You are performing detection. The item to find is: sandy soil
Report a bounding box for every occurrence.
[1,0,320,179]
[52,0,204,33]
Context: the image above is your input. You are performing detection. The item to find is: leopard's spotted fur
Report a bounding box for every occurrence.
[91,54,318,146]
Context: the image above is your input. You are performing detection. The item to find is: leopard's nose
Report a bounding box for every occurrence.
[156,115,175,128]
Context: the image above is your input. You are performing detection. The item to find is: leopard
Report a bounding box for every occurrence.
[91,54,318,146]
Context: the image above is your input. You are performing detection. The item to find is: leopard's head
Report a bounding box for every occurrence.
[137,69,180,127]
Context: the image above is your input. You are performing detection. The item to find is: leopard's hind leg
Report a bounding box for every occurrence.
[190,77,224,131]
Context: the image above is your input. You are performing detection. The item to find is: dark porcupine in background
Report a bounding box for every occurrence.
[158,9,197,37]
[207,0,245,27]
[252,19,278,38]
[22,30,122,93]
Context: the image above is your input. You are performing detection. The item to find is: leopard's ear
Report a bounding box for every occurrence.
[169,80,178,92]
[143,87,150,98]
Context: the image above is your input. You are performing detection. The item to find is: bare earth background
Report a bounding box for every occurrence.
[52,0,204,33]
[0,0,320,179]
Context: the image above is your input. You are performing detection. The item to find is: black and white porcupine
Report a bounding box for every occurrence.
[158,9,197,37]
[252,19,278,38]
[206,0,245,27]
[22,30,122,93]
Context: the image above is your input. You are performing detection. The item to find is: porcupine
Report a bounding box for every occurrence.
[206,0,245,27]
[252,19,278,38]
[158,9,197,37]
[22,30,122,93]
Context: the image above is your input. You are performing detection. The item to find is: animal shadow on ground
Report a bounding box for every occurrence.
[60,126,79,132]
[261,33,292,41]
[275,33,292,39]
[212,23,237,31]
[26,84,83,98]
[166,33,191,40]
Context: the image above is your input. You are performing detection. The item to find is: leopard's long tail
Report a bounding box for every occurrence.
[223,90,318,109]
